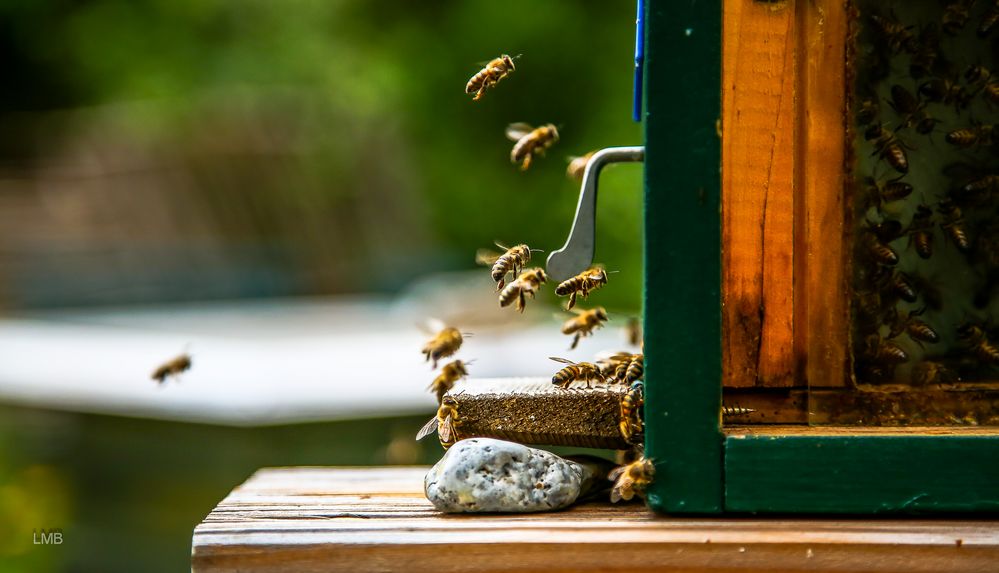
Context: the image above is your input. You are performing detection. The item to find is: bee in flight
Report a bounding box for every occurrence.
[506,123,559,170]
[566,151,596,181]
[619,382,644,444]
[429,360,471,404]
[421,322,467,369]
[624,317,642,348]
[609,455,655,503]
[151,352,192,384]
[499,267,547,313]
[549,356,604,389]
[560,306,609,350]
[416,395,461,448]
[555,266,610,310]
[476,242,540,290]
[465,54,517,101]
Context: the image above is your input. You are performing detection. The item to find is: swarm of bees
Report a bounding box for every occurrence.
[852,0,998,389]
[560,306,609,349]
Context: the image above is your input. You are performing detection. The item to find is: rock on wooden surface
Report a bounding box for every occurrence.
[192,467,999,573]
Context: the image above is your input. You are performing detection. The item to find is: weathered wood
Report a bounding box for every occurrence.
[193,467,999,572]
[722,0,798,388]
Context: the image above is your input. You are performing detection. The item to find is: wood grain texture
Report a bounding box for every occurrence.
[722,0,797,388]
[193,467,999,572]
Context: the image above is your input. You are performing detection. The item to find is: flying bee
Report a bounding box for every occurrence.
[477,242,539,290]
[981,0,999,37]
[561,306,609,350]
[624,317,642,348]
[566,151,596,181]
[865,334,909,364]
[889,84,938,134]
[920,76,973,110]
[863,176,913,210]
[887,307,940,345]
[937,198,972,252]
[619,382,644,444]
[864,123,909,174]
[498,267,547,313]
[957,323,999,364]
[609,457,654,503]
[911,361,958,386]
[421,324,465,369]
[506,123,559,170]
[429,359,470,404]
[416,396,460,448]
[942,0,975,35]
[946,124,994,148]
[465,54,516,101]
[151,352,192,384]
[909,204,935,259]
[869,12,915,54]
[549,356,604,389]
[555,266,610,310]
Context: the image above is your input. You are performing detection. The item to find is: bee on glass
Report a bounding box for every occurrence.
[498,267,548,313]
[429,360,470,404]
[937,198,972,252]
[465,54,516,101]
[506,123,559,170]
[856,95,880,127]
[958,323,999,364]
[946,124,994,148]
[920,76,973,110]
[911,361,958,386]
[909,23,943,79]
[555,266,610,310]
[151,352,192,384]
[566,151,596,181]
[908,204,935,259]
[889,84,938,134]
[560,306,609,350]
[865,123,910,174]
[864,334,909,365]
[416,396,461,448]
[609,456,655,503]
[980,0,999,37]
[868,11,915,54]
[549,356,605,389]
[477,242,539,290]
[887,307,940,345]
[942,0,975,36]
[421,323,466,369]
[863,176,913,210]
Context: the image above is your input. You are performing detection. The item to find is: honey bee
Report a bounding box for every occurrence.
[421,325,465,369]
[416,395,461,447]
[555,266,610,310]
[566,151,596,181]
[908,204,935,259]
[958,323,999,364]
[609,457,654,503]
[963,174,999,202]
[869,12,915,54]
[624,354,644,384]
[864,334,909,364]
[909,23,943,79]
[624,317,642,348]
[911,361,958,386]
[498,267,547,313]
[889,270,918,303]
[506,123,559,170]
[965,64,991,87]
[478,242,538,290]
[864,176,913,209]
[937,198,972,252]
[429,360,470,404]
[986,82,999,104]
[561,307,609,350]
[856,95,880,127]
[980,1,999,37]
[619,382,644,444]
[864,124,909,174]
[549,356,605,389]
[942,0,975,36]
[946,124,994,148]
[887,307,940,345]
[920,77,973,110]
[465,54,516,101]
[862,231,900,266]
[595,351,634,381]
[889,84,937,134]
[151,352,192,384]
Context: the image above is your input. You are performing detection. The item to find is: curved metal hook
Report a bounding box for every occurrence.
[546,146,645,282]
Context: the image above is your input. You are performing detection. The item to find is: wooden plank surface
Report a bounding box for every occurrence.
[193,467,999,572]
[722,0,797,388]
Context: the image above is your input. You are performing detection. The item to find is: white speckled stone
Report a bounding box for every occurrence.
[424,438,591,513]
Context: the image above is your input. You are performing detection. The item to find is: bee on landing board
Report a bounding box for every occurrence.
[566,151,596,181]
[549,356,604,389]
[476,242,540,290]
[609,456,654,503]
[506,123,559,170]
[619,382,644,444]
[151,352,192,384]
[416,396,460,448]
[555,267,610,310]
[429,360,471,404]
[465,54,517,101]
[499,267,548,313]
[421,323,467,369]
[596,351,634,381]
[560,307,609,350]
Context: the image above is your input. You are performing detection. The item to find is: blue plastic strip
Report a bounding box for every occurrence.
[632,0,646,122]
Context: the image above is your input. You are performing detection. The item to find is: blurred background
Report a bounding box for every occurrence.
[0,1,643,571]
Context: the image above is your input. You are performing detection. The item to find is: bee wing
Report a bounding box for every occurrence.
[439,415,454,443]
[415,415,439,440]
[549,356,576,365]
[475,249,502,266]
[418,318,447,335]
[506,123,534,141]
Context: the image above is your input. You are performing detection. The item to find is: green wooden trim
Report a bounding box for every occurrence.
[643,0,723,514]
[725,434,999,514]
